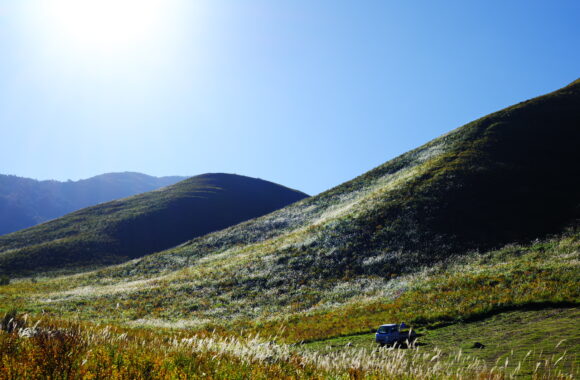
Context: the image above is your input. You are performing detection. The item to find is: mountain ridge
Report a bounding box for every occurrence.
[104,78,579,280]
[0,173,308,275]
[0,172,187,235]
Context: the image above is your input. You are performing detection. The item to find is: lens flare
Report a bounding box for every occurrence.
[39,0,165,56]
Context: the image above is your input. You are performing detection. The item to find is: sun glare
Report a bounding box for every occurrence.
[39,0,166,56]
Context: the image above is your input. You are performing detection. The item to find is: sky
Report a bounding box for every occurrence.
[0,1,578,195]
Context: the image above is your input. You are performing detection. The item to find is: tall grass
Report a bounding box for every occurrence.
[1,233,577,346]
[0,313,576,379]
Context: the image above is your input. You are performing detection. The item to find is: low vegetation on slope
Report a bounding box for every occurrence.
[0,174,307,276]
[5,229,576,339]
[301,307,579,377]
[0,234,578,379]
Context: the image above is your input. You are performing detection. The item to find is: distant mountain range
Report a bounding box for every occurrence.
[0,173,308,275]
[0,172,187,235]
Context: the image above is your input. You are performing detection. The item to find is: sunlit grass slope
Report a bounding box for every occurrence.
[300,307,579,378]
[1,233,578,378]
[0,174,307,276]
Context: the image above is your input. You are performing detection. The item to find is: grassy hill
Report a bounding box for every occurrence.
[0,172,187,235]
[3,79,577,317]
[80,79,579,281]
[0,174,308,276]
[0,80,578,378]
[74,78,579,279]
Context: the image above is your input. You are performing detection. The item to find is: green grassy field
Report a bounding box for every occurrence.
[300,308,579,377]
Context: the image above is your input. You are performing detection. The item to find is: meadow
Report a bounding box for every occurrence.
[0,311,576,379]
[1,232,578,379]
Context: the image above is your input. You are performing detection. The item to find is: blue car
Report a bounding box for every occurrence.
[375,323,416,347]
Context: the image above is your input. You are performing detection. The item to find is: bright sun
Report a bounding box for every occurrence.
[39,0,166,57]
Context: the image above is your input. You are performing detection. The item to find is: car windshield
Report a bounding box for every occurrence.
[377,326,394,334]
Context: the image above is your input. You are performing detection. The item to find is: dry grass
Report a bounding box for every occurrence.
[1,314,575,379]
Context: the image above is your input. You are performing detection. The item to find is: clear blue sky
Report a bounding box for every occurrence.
[0,1,578,195]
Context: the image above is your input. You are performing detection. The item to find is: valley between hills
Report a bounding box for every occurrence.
[0,80,579,379]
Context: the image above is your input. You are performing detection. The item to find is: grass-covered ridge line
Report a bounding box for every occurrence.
[0,173,307,276]
[92,78,580,282]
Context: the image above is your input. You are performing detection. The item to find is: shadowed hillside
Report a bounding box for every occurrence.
[0,173,308,275]
[105,79,580,280]
[0,172,187,235]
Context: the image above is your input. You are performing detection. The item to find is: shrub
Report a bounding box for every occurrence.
[1,310,25,333]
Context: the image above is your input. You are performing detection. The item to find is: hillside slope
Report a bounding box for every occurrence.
[0,172,187,235]
[3,79,574,334]
[0,174,308,275]
[0,81,578,378]
[107,78,580,279]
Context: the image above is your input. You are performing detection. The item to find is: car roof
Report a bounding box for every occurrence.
[379,324,397,327]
